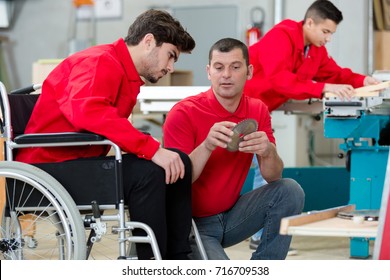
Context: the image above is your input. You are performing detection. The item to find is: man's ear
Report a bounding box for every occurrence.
[142,33,155,49]
[305,17,314,28]
[247,64,254,80]
[206,64,211,81]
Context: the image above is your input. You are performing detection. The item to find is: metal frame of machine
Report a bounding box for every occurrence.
[323,81,390,258]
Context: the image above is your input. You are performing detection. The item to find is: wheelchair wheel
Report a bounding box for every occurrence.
[0,161,86,260]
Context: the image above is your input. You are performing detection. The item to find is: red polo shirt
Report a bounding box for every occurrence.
[163,88,275,217]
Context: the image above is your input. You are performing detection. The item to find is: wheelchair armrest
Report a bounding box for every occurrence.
[14,132,105,144]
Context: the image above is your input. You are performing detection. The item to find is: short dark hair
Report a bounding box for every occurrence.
[304,0,343,24]
[124,9,195,53]
[208,38,249,66]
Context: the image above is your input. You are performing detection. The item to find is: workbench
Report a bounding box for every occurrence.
[137,86,209,114]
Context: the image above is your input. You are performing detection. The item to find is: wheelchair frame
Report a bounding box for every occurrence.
[0,81,207,260]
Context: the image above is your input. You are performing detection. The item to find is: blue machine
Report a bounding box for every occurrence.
[323,89,390,258]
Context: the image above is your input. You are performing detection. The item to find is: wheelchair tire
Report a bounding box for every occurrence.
[0,161,86,260]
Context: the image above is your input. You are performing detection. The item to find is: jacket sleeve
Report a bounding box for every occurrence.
[314,52,366,88]
[55,57,160,160]
[252,29,324,100]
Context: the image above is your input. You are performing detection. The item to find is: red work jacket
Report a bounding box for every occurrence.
[16,39,160,163]
[244,20,366,112]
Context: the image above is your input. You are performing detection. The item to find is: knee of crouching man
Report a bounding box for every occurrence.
[283,178,305,213]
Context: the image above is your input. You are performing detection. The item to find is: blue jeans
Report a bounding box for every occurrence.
[190,178,304,260]
[252,156,268,189]
[251,156,267,241]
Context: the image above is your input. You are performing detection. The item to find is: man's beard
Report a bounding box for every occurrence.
[145,69,167,84]
[145,74,158,84]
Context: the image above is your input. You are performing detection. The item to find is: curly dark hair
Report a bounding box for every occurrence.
[124,9,195,53]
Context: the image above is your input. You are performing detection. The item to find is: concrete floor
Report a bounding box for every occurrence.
[87,228,375,260]
[5,208,376,260]
[225,236,374,260]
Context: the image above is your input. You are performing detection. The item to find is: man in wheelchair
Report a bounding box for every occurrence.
[15,9,196,260]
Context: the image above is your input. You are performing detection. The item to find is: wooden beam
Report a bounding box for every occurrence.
[280,204,355,235]
[324,80,390,98]
[324,91,380,98]
[355,80,390,93]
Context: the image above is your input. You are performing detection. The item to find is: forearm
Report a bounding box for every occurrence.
[189,142,213,183]
[257,144,283,182]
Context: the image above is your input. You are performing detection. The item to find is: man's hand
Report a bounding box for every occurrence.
[238,131,272,157]
[151,148,185,184]
[363,76,380,86]
[323,83,355,100]
[324,77,380,99]
[239,130,283,182]
[203,121,236,151]
[189,121,235,182]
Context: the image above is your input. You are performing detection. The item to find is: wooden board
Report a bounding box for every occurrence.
[283,217,378,238]
[280,205,379,238]
[374,0,384,31]
[383,0,390,30]
[280,204,355,235]
[324,91,379,98]
[355,80,390,93]
[324,81,390,98]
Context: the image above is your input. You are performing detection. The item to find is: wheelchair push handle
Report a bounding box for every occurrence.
[10,84,42,95]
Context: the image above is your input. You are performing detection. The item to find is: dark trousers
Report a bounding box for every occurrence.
[34,148,192,260]
[120,149,192,260]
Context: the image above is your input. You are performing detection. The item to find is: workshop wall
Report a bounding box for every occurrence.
[0,0,370,89]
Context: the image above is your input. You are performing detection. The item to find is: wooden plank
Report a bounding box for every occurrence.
[382,0,390,30]
[279,204,355,235]
[355,80,390,93]
[324,90,380,98]
[374,0,384,31]
[324,81,390,98]
[18,214,37,237]
[286,217,378,238]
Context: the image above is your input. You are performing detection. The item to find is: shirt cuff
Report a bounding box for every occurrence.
[137,136,160,160]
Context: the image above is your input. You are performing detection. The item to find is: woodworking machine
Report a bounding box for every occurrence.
[323,82,390,258]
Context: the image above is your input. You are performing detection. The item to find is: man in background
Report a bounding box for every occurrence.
[244,0,378,250]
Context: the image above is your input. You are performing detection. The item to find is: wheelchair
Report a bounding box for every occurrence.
[0,81,207,260]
